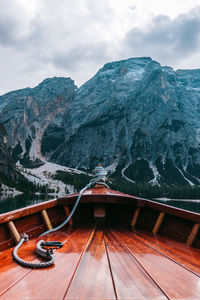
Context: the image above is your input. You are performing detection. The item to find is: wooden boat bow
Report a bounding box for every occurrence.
[1,180,200,299]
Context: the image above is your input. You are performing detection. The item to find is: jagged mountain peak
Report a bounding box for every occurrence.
[101,57,155,70]
[37,76,76,91]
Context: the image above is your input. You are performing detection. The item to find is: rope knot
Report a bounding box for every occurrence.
[92,163,108,182]
[21,233,29,241]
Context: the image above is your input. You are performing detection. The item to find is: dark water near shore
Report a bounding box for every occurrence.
[153,198,200,214]
[1,194,200,215]
[0,194,55,214]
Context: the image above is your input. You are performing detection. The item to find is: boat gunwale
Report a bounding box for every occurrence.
[0,189,200,225]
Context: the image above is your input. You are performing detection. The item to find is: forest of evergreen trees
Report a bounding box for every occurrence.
[54,170,200,200]
[109,177,200,199]
[0,171,55,194]
[1,168,200,200]
[54,171,92,191]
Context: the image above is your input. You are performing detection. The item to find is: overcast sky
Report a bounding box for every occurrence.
[0,0,200,95]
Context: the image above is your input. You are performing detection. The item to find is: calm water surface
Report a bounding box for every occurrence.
[1,194,200,215]
[0,194,55,214]
[153,198,200,214]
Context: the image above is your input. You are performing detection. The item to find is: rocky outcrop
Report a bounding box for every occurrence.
[0,124,15,179]
[0,77,76,167]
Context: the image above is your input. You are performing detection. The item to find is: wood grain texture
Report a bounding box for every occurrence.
[131,208,140,227]
[133,229,200,276]
[113,228,200,299]
[158,213,194,243]
[64,228,116,300]
[104,229,167,299]
[63,206,73,225]
[41,209,53,230]
[0,224,16,252]
[0,199,58,224]
[7,221,20,244]
[0,226,92,300]
[1,187,200,236]
[0,247,31,297]
[152,212,165,234]
[187,223,200,246]
[135,207,160,231]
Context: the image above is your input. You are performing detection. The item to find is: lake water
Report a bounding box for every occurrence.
[153,198,200,214]
[1,194,200,215]
[0,194,56,214]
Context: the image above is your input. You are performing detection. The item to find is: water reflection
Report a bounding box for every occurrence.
[153,199,200,214]
[0,194,55,214]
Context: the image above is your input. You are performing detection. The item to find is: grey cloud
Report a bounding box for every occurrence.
[1,0,200,96]
[122,7,200,64]
[48,42,110,72]
[0,13,19,46]
[0,0,115,93]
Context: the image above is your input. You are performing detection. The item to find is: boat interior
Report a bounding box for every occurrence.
[1,186,200,299]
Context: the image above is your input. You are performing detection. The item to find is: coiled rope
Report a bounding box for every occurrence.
[13,234,55,268]
[13,164,108,268]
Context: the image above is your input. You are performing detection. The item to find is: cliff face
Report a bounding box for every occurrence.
[0,58,200,185]
[0,77,76,167]
[0,124,15,180]
[50,58,200,185]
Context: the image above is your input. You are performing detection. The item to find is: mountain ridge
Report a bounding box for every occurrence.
[0,57,200,187]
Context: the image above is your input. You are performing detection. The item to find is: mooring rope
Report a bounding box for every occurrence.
[13,164,109,268]
[13,234,55,268]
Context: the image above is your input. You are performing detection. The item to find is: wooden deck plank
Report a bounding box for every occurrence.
[64,228,116,300]
[113,228,200,299]
[0,227,71,296]
[0,226,93,300]
[0,227,75,297]
[104,229,167,299]
[133,229,200,276]
[0,248,31,296]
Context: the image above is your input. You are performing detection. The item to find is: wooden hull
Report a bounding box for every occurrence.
[0,186,200,299]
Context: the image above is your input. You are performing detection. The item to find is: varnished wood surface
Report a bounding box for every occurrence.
[1,186,200,245]
[0,199,58,224]
[0,226,75,297]
[113,227,200,299]
[104,229,167,299]
[65,227,116,300]
[1,223,200,299]
[132,228,200,276]
[0,226,92,300]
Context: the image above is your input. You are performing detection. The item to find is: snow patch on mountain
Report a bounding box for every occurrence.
[29,138,39,160]
[177,168,194,186]
[16,160,87,195]
[105,161,118,174]
[149,163,160,186]
[121,164,135,184]
[124,68,144,81]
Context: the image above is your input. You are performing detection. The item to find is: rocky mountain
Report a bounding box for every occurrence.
[0,57,200,186]
[0,124,15,180]
[0,77,76,168]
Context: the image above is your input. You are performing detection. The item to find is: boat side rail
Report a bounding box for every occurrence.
[0,198,58,225]
[0,191,200,252]
[0,192,200,226]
